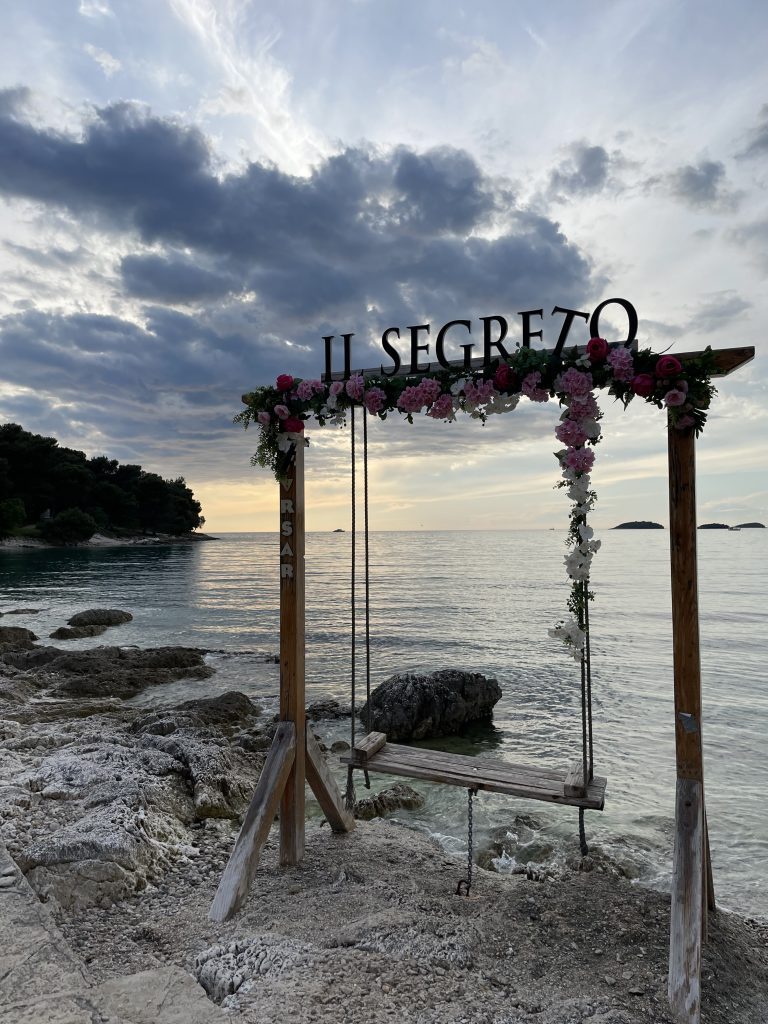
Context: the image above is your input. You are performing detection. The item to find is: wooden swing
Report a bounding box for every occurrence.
[338,403,607,859]
[210,344,754,1024]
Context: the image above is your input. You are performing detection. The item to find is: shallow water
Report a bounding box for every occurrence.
[1,529,766,919]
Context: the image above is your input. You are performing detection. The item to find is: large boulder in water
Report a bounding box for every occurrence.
[360,669,502,741]
[67,608,133,627]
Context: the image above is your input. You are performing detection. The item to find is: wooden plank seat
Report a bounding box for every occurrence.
[340,732,606,811]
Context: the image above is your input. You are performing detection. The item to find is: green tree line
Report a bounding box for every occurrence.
[0,423,204,542]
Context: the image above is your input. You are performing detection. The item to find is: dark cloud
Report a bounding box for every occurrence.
[736,104,768,160]
[121,254,239,303]
[685,292,751,334]
[547,143,614,201]
[665,159,740,211]
[727,218,768,269]
[0,91,601,482]
[4,241,85,270]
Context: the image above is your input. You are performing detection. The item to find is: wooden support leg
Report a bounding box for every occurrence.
[668,778,703,1024]
[306,730,355,833]
[279,442,306,866]
[208,722,296,922]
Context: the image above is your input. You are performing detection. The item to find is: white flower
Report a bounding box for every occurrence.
[450,378,467,396]
[578,523,594,543]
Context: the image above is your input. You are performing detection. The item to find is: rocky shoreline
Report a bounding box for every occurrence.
[1,622,767,1023]
[0,531,217,549]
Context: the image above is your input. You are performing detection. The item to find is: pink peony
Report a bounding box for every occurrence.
[283,416,304,433]
[329,380,344,396]
[655,355,683,378]
[346,374,365,400]
[567,393,600,421]
[363,387,386,415]
[296,379,315,400]
[274,404,290,419]
[607,346,635,382]
[559,367,593,397]
[418,377,442,406]
[257,411,271,425]
[522,371,550,403]
[565,448,596,473]
[586,337,609,362]
[398,385,426,413]
[630,373,655,398]
[427,393,455,419]
[664,389,687,407]
[555,420,588,447]
[276,374,294,392]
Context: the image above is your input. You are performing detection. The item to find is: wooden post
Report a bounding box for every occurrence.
[279,441,306,865]
[667,423,712,1024]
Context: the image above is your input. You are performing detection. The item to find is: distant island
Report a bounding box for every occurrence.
[699,522,765,530]
[333,528,345,533]
[613,521,664,529]
[0,423,205,546]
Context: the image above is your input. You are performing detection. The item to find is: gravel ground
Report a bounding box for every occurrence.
[58,817,768,1024]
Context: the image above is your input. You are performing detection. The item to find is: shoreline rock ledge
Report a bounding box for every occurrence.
[360,668,501,741]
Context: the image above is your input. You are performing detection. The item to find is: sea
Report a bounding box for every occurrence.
[1,529,766,921]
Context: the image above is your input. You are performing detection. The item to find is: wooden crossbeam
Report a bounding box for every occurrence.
[208,721,296,922]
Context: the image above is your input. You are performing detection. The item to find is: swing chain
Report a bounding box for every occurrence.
[456,787,478,897]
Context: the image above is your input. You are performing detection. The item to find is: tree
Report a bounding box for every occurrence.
[39,507,97,545]
[0,498,25,538]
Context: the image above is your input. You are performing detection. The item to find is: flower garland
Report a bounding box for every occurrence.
[236,342,716,659]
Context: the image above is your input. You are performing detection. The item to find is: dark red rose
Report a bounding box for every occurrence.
[283,416,304,433]
[586,337,610,362]
[630,373,655,398]
[655,355,682,378]
[276,374,294,392]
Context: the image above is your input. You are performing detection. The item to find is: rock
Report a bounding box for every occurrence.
[49,625,109,640]
[360,669,502,741]
[1,645,213,699]
[92,965,226,1023]
[354,783,425,820]
[67,609,133,627]
[0,608,42,615]
[131,691,263,736]
[330,739,350,753]
[0,626,38,650]
[306,697,351,720]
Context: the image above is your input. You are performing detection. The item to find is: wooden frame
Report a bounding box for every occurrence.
[211,345,754,1024]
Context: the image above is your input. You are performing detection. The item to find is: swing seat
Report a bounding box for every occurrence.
[341,732,606,810]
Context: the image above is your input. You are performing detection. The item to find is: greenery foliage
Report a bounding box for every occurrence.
[0,423,204,539]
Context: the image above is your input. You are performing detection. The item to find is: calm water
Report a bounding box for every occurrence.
[1,530,766,920]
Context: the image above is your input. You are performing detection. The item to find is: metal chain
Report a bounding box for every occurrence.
[456,787,477,897]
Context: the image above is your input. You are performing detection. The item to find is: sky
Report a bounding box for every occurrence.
[0,0,766,533]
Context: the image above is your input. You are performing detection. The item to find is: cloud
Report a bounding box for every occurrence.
[0,92,601,485]
[83,44,122,78]
[684,291,752,334]
[547,142,616,201]
[664,159,740,211]
[736,104,768,160]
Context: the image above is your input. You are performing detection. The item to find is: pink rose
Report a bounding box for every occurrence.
[329,380,344,397]
[283,416,304,433]
[257,411,271,425]
[664,389,687,407]
[586,337,609,362]
[674,414,696,430]
[274,404,290,419]
[296,379,316,400]
[655,355,682,378]
[630,373,655,398]
[276,374,294,392]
